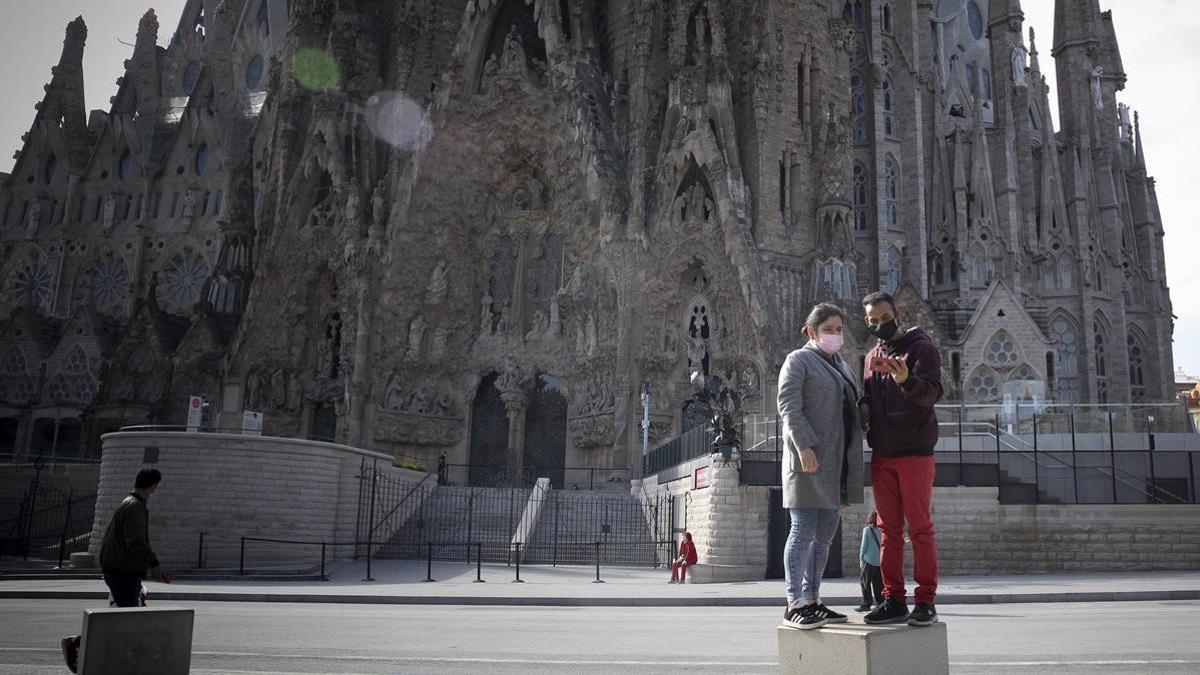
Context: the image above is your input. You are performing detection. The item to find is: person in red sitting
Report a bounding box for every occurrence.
[668,531,698,583]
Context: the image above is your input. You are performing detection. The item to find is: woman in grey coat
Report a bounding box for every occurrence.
[777,303,865,629]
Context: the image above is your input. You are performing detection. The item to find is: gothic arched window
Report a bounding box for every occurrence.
[852,0,866,30]
[1127,333,1146,402]
[886,247,901,293]
[195,144,210,176]
[966,365,1002,402]
[882,78,895,137]
[882,4,893,32]
[981,68,992,100]
[1093,318,1109,403]
[851,71,868,143]
[44,155,58,185]
[967,2,984,40]
[985,330,1021,368]
[119,149,133,181]
[1048,317,1079,403]
[883,157,899,227]
[1058,256,1074,289]
[853,162,869,232]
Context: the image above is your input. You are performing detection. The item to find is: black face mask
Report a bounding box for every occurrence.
[868,318,900,340]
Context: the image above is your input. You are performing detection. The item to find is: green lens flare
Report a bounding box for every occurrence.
[292,48,340,92]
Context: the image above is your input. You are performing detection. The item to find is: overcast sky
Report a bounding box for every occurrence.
[1,1,1197,377]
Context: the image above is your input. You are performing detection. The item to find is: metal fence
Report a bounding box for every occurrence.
[643,403,1200,505]
[0,476,95,565]
[357,462,673,567]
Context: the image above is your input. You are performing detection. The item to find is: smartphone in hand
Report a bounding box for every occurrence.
[868,355,889,374]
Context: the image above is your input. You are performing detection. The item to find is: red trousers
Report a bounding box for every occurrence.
[871,454,938,604]
[670,561,691,581]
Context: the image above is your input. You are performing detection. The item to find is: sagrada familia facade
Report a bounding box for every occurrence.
[0,0,1176,481]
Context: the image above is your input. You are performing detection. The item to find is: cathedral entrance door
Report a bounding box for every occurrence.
[522,374,567,488]
[469,374,510,486]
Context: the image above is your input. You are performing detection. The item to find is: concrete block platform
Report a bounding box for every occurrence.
[79,607,194,675]
[777,619,948,674]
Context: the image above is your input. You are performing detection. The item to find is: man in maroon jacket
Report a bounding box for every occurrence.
[857,292,943,628]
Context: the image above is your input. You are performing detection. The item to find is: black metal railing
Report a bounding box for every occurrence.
[0,479,95,566]
[644,403,1200,505]
[445,463,633,490]
[643,425,714,476]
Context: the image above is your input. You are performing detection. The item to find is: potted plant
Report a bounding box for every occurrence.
[688,371,756,463]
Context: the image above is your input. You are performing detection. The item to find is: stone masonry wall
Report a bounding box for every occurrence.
[842,487,1200,575]
[89,432,427,569]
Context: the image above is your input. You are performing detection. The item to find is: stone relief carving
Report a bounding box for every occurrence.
[26,200,42,239]
[380,373,457,417]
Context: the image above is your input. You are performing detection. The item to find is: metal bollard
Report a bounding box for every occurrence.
[474,542,485,583]
[239,537,246,576]
[593,541,604,583]
[512,543,524,583]
[197,531,205,570]
[320,543,327,580]
[425,542,435,582]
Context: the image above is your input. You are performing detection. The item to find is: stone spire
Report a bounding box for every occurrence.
[1133,110,1147,173]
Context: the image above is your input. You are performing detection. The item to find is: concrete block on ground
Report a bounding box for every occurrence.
[69,552,96,569]
[777,620,948,675]
[79,607,194,675]
[684,563,763,583]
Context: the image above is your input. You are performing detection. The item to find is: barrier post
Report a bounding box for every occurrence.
[425,542,435,582]
[320,543,327,580]
[512,543,524,583]
[197,531,205,569]
[475,542,485,583]
[593,541,604,583]
[239,537,246,576]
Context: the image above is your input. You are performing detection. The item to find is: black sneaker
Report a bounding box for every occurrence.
[783,604,804,627]
[818,604,848,624]
[853,604,872,613]
[785,603,840,630]
[907,602,938,627]
[61,635,79,674]
[864,598,909,624]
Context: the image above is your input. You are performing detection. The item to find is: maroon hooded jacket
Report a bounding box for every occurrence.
[860,327,944,456]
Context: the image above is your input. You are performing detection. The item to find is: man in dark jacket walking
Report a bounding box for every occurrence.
[857,292,943,628]
[62,469,171,672]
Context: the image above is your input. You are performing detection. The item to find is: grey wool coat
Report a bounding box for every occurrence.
[777,342,865,510]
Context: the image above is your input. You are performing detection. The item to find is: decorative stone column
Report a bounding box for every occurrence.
[495,359,531,486]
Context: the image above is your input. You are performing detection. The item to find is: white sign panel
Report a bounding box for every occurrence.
[242,410,263,436]
[186,396,203,432]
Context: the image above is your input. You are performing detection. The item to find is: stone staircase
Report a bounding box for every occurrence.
[374,486,529,562]
[524,489,661,566]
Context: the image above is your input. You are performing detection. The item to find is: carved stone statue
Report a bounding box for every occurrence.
[344,180,362,230]
[525,308,548,342]
[406,314,427,359]
[495,357,529,395]
[371,178,387,227]
[101,196,117,233]
[497,299,513,335]
[547,292,562,337]
[426,261,449,305]
[480,292,494,335]
[1011,44,1028,87]
[26,200,42,239]
[585,310,598,355]
[1090,66,1104,110]
[431,326,448,360]
[181,190,196,220]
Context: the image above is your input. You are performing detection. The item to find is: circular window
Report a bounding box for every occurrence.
[967,2,984,40]
[183,61,201,94]
[246,54,265,90]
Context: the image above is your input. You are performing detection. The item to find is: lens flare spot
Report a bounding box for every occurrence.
[293,48,340,92]
[364,91,433,151]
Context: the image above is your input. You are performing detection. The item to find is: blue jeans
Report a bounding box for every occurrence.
[784,507,841,604]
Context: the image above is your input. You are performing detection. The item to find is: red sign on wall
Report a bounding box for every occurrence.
[694,465,710,489]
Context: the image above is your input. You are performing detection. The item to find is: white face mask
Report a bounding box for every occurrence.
[816,333,844,354]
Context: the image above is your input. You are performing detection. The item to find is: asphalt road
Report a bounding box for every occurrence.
[0,599,1196,673]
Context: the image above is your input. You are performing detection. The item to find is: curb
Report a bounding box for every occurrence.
[1,589,1197,606]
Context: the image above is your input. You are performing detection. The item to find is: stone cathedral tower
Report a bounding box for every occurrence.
[0,0,1176,478]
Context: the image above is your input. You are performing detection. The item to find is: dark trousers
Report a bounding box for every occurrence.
[103,570,143,608]
[859,563,884,605]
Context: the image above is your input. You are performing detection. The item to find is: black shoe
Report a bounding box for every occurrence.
[853,604,872,613]
[818,604,848,624]
[783,604,806,628]
[864,598,909,624]
[907,602,938,627]
[61,636,79,674]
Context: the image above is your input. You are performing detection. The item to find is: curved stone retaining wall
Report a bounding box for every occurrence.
[88,431,427,569]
